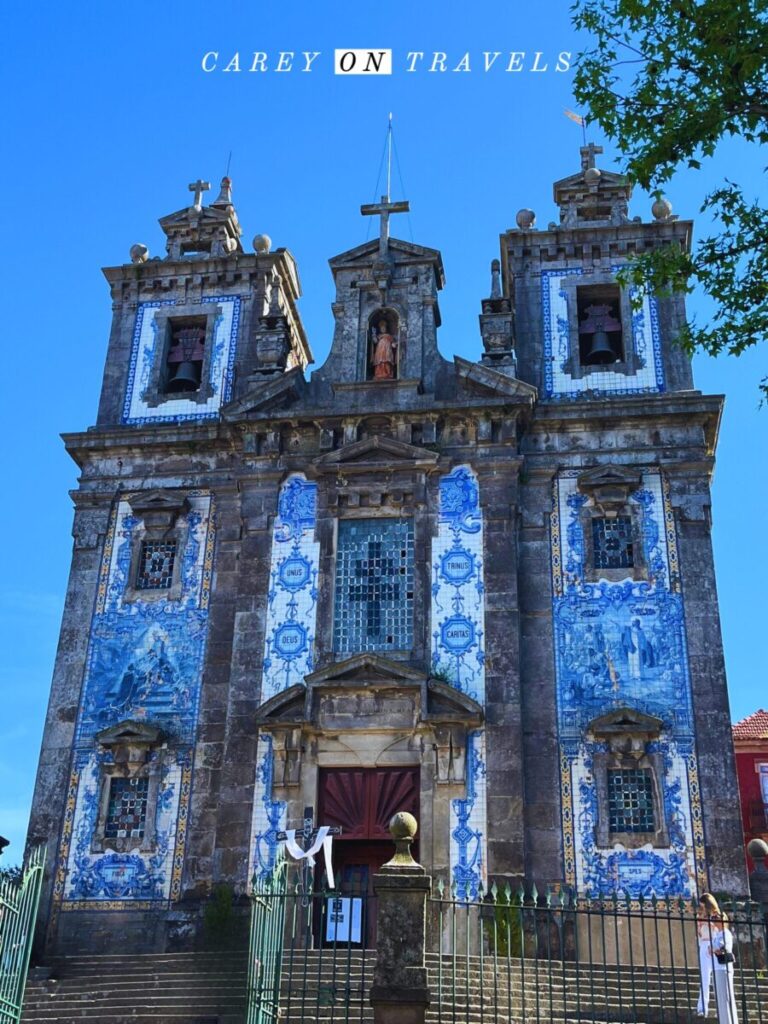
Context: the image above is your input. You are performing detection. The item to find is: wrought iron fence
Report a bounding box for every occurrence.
[247,864,376,1024]
[429,881,768,1024]
[0,846,46,1024]
[248,863,768,1024]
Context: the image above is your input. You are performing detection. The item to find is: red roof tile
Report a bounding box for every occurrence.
[733,709,768,740]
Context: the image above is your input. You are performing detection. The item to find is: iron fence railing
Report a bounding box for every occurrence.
[429,881,768,1024]
[0,846,46,1024]
[248,865,768,1024]
[248,865,376,1024]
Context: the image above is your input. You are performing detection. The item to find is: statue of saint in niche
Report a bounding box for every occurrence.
[371,317,398,379]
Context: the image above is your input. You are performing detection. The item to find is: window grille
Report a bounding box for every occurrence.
[333,519,414,653]
[136,540,177,591]
[592,516,634,570]
[607,768,655,833]
[104,776,149,839]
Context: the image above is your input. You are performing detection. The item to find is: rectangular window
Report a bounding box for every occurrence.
[607,768,655,833]
[333,518,414,653]
[104,776,149,839]
[136,540,177,591]
[592,516,634,570]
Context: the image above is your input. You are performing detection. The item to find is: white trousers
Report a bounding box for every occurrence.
[713,967,738,1024]
[698,941,713,1015]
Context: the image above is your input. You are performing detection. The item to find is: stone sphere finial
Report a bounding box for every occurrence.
[652,196,673,222]
[390,811,418,841]
[584,166,601,184]
[130,243,149,264]
[516,208,536,230]
[253,233,272,254]
[748,837,768,864]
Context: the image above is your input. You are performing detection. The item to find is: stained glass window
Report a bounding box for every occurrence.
[592,516,634,570]
[333,519,414,653]
[104,776,149,839]
[136,540,177,591]
[607,768,655,833]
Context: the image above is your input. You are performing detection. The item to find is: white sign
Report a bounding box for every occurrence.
[326,896,362,943]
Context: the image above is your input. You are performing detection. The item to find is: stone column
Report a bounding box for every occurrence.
[370,813,431,1024]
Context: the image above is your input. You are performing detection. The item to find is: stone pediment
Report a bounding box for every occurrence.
[578,465,642,490]
[313,435,439,472]
[329,237,445,283]
[588,706,663,738]
[454,357,537,403]
[126,489,189,532]
[221,367,307,420]
[96,720,164,746]
[256,653,483,730]
[256,657,483,786]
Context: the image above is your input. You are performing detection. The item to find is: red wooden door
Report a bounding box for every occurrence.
[318,767,419,840]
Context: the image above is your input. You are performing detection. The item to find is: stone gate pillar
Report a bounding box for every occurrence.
[370,813,431,1024]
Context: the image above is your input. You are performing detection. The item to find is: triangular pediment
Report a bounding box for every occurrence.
[96,719,164,746]
[221,367,307,420]
[426,679,484,724]
[314,434,439,470]
[588,706,663,736]
[330,236,442,268]
[553,168,629,196]
[577,465,642,491]
[306,653,428,688]
[159,205,231,229]
[454,357,537,403]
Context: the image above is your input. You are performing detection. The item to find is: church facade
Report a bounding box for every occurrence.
[27,150,746,954]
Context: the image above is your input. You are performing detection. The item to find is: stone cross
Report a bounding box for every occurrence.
[580,143,603,172]
[360,195,410,258]
[188,179,211,209]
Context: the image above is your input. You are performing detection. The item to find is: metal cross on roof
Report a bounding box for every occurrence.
[188,179,211,209]
[360,194,410,258]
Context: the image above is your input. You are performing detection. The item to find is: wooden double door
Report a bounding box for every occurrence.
[317,767,419,945]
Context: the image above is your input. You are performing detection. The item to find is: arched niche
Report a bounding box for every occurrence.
[367,308,401,381]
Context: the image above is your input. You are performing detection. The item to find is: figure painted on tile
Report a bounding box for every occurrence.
[103,633,181,720]
[621,618,655,680]
[371,318,397,379]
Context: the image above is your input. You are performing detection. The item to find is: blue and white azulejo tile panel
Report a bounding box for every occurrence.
[550,470,706,897]
[260,475,319,703]
[431,466,488,898]
[247,733,287,883]
[55,495,214,909]
[541,268,664,400]
[122,296,241,423]
[249,475,318,884]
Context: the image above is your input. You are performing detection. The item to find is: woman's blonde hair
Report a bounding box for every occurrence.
[699,892,722,918]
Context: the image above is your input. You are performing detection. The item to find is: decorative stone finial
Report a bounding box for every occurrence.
[584,166,602,184]
[129,243,149,264]
[212,176,233,208]
[382,811,419,868]
[253,233,272,254]
[490,259,502,299]
[748,837,768,905]
[652,196,673,222]
[516,208,536,230]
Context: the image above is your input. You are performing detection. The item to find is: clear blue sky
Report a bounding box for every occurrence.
[0,1,764,865]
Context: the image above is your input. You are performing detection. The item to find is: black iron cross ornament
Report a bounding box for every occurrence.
[276,805,342,892]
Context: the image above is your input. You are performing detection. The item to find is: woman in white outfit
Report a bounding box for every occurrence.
[711,915,739,1024]
[697,893,720,1016]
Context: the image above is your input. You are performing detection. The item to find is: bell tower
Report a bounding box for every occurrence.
[311,195,449,399]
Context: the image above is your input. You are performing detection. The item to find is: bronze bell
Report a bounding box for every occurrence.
[579,303,622,364]
[586,329,617,363]
[166,326,205,392]
[166,361,202,392]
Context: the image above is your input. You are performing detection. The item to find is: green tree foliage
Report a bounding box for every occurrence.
[571,0,768,396]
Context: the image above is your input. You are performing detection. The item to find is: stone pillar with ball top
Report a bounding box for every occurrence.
[370,813,431,1024]
[479,257,517,375]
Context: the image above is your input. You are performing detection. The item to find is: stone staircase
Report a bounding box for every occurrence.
[19,949,768,1024]
[20,952,247,1023]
